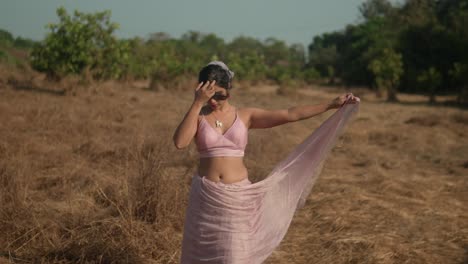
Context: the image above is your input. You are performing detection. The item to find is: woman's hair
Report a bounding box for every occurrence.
[198,64,233,90]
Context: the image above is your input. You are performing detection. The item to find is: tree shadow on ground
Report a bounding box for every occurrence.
[394,100,468,110]
[7,78,66,96]
[461,247,468,264]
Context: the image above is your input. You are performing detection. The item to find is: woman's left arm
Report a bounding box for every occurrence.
[246,102,330,129]
[246,93,358,129]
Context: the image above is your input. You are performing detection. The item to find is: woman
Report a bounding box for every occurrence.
[174,61,360,263]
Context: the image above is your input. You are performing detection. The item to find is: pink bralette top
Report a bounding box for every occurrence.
[195,112,248,158]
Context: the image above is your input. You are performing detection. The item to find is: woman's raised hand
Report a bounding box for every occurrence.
[329,93,360,109]
[194,80,216,104]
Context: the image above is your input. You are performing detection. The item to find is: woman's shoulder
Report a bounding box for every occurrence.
[238,107,265,116]
[237,107,250,118]
[237,107,257,112]
[237,107,260,128]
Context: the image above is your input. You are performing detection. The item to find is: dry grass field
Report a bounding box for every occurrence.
[0,66,467,263]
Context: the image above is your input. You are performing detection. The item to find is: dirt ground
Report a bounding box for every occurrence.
[0,70,467,263]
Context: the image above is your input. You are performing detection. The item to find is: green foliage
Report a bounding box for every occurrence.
[345,16,397,86]
[308,14,400,87]
[263,38,290,67]
[14,0,467,102]
[369,48,403,101]
[0,29,14,47]
[309,45,337,77]
[13,37,35,49]
[305,0,468,103]
[16,8,309,90]
[449,62,468,103]
[0,29,35,74]
[0,48,24,67]
[30,7,129,80]
[0,29,35,50]
[359,0,394,20]
[228,52,267,81]
[368,49,403,85]
[123,32,306,87]
[302,67,321,84]
[0,49,8,60]
[417,67,442,103]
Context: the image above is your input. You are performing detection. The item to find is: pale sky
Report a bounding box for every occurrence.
[1,0,372,48]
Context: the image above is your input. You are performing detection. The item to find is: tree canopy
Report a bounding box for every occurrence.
[4,1,467,103]
[308,0,468,102]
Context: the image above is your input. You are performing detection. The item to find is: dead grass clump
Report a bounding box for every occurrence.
[276,86,297,96]
[0,163,23,207]
[37,219,144,263]
[72,140,129,164]
[404,115,441,127]
[276,82,302,97]
[322,238,377,264]
[367,130,405,146]
[1,139,189,263]
[0,161,37,260]
[463,161,468,168]
[451,112,468,125]
[7,210,170,263]
[128,139,189,228]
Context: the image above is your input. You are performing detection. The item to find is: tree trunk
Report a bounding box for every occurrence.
[428,87,437,104]
[149,77,163,91]
[457,85,468,104]
[386,86,399,102]
[375,86,383,98]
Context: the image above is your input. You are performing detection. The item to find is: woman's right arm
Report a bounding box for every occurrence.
[173,101,204,149]
[173,81,216,149]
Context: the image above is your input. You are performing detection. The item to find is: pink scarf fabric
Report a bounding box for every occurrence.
[181,97,360,263]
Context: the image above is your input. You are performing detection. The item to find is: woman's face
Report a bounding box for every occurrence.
[208,86,229,110]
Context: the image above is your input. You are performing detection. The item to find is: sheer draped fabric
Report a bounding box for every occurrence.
[181,98,360,263]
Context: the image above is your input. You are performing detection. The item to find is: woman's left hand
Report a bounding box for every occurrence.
[329,93,360,109]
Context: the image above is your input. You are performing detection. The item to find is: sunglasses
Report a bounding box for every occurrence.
[211,92,230,101]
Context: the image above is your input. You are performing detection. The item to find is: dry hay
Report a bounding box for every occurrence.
[0,70,467,263]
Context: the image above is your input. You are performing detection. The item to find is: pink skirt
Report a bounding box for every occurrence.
[181,99,360,264]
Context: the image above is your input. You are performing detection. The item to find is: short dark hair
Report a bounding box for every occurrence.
[198,64,232,90]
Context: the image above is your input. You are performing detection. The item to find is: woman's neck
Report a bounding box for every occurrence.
[213,102,232,113]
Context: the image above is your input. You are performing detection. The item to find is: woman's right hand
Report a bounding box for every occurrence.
[194,80,216,104]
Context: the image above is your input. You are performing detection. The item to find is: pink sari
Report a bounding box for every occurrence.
[181,97,360,263]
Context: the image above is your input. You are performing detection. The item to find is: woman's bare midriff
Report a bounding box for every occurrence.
[198,156,248,184]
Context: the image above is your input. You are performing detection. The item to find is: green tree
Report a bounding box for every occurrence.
[449,62,468,103]
[308,43,338,79]
[199,33,225,56]
[30,7,129,80]
[308,32,342,80]
[359,0,394,20]
[368,48,403,101]
[263,37,289,67]
[438,1,468,102]
[417,67,442,103]
[0,29,14,47]
[340,17,394,86]
[13,37,36,49]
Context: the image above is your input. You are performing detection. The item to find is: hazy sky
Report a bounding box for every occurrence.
[1,0,370,48]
